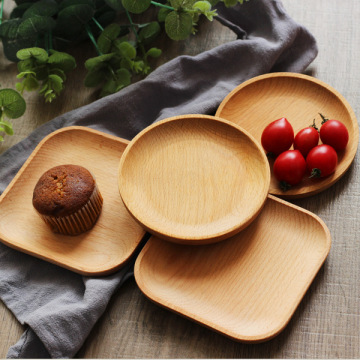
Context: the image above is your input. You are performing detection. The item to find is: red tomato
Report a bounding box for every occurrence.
[319,114,349,151]
[294,126,319,157]
[273,150,306,189]
[306,144,338,178]
[261,117,294,156]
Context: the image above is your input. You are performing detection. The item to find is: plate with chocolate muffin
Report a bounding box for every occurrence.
[0,127,146,275]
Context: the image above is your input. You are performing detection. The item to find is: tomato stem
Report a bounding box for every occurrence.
[319,113,329,125]
[309,168,322,178]
[279,181,292,191]
[310,118,319,131]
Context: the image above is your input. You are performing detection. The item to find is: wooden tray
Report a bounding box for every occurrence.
[118,115,270,245]
[216,72,359,198]
[0,127,145,276]
[134,195,331,342]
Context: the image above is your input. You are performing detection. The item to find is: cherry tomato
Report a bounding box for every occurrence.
[294,126,319,157]
[306,144,338,178]
[261,117,294,156]
[273,150,306,189]
[319,114,349,151]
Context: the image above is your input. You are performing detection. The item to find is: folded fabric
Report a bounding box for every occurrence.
[0,0,318,358]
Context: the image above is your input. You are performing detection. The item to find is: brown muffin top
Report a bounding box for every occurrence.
[32,164,96,217]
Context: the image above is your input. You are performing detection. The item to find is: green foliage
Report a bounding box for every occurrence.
[16,47,77,103]
[84,19,162,97]
[0,88,26,142]
[0,0,250,101]
[122,0,151,14]
[165,11,193,40]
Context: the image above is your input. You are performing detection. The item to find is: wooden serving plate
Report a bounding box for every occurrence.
[0,127,145,276]
[134,195,331,343]
[118,115,270,245]
[216,72,359,198]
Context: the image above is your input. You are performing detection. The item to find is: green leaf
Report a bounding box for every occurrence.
[85,53,115,70]
[0,18,22,39]
[193,1,217,20]
[121,0,151,14]
[116,41,136,59]
[14,0,39,5]
[157,7,171,22]
[132,60,144,73]
[193,1,211,12]
[48,50,77,72]
[22,0,59,19]
[170,0,196,9]
[93,10,117,29]
[0,89,26,119]
[115,68,131,86]
[104,0,124,11]
[223,0,237,7]
[58,0,95,11]
[56,4,95,36]
[48,74,64,93]
[23,75,40,91]
[100,78,117,97]
[10,3,33,18]
[97,23,122,53]
[138,21,161,45]
[49,68,67,81]
[18,16,56,38]
[84,68,107,87]
[146,47,162,58]
[165,11,193,40]
[17,47,48,62]
[17,58,36,72]
[17,70,36,78]
[0,120,14,135]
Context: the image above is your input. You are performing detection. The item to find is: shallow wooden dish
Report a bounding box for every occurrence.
[135,195,331,343]
[0,127,145,275]
[216,72,359,198]
[118,115,270,245]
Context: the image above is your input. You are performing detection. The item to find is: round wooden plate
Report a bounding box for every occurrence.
[118,115,270,245]
[216,72,359,198]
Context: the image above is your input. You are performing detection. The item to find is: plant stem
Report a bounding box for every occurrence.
[92,17,104,32]
[125,9,139,41]
[0,0,4,25]
[151,1,174,11]
[85,24,102,55]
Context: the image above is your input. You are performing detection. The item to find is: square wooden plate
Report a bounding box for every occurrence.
[134,195,331,342]
[0,126,145,275]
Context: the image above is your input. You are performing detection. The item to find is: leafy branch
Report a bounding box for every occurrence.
[0,88,26,142]
[0,0,250,101]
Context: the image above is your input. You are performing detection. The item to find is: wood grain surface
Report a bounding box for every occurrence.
[0,127,145,275]
[118,115,270,244]
[216,72,359,198]
[1,0,360,358]
[135,195,331,343]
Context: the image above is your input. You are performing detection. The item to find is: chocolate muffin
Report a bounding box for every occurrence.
[33,164,103,235]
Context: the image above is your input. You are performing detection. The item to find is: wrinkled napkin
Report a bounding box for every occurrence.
[0,0,318,358]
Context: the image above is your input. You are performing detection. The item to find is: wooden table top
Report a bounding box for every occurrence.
[1,0,359,358]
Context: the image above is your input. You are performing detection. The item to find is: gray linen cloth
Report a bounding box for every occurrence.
[0,0,318,358]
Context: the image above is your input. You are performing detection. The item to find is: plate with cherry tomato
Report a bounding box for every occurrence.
[216,72,358,198]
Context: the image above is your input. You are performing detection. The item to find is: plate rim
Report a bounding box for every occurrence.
[0,126,145,276]
[134,194,331,343]
[118,114,271,244]
[216,72,359,199]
